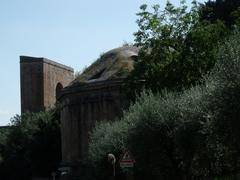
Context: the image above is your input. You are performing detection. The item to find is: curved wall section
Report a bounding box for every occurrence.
[59,79,127,167]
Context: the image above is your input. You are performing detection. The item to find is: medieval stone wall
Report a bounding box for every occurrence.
[43,59,74,109]
[20,57,44,113]
[20,46,137,180]
[20,56,74,113]
[60,79,127,168]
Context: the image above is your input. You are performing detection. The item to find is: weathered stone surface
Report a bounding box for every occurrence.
[72,46,139,84]
[60,79,127,162]
[20,56,74,113]
[19,46,139,180]
[59,46,139,179]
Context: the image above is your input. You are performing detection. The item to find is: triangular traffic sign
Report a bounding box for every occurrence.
[119,150,135,168]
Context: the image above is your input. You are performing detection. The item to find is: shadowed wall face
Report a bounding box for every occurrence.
[59,47,138,179]
[20,56,74,113]
[43,60,74,109]
[60,80,126,170]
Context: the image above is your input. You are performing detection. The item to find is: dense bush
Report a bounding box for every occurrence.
[88,30,240,180]
[200,0,240,27]
[0,108,61,180]
[87,119,129,180]
[204,30,240,177]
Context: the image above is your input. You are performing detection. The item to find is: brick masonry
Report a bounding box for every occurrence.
[19,46,138,180]
[20,56,74,113]
[59,79,128,178]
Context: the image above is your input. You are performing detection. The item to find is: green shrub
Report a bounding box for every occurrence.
[0,109,61,180]
[89,30,240,180]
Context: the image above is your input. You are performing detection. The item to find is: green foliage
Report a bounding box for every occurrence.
[200,0,240,27]
[203,30,240,176]
[0,127,10,163]
[126,0,227,99]
[0,109,61,180]
[126,89,210,180]
[87,119,129,180]
[89,30,240,179]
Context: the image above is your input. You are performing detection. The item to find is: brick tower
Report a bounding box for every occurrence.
[20,56,74,113]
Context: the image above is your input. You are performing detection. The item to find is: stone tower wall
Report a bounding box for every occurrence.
[42,59,74,109]
[59,79,127,176]
[20,56,74,113]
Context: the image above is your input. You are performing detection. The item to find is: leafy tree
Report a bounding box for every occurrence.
[199,0,240,27]
[0,109,61,180]
[204,30,240,177]
[89,30,240,180]
[126,0,227,99]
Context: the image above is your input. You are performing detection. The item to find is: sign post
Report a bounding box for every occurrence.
[119,150,135,180]
[119,151,135,168]
[51,172,56,180]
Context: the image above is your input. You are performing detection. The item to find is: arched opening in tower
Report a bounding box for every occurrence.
[56,82,63,100]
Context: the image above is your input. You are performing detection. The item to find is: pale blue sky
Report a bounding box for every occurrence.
[0,0,205,125]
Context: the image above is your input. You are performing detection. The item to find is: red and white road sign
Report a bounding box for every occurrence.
[119,150,135,168]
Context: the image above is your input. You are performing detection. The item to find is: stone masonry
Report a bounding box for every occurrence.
[19,46,139,180]
[58,46,139,179]
[20,56,74,113]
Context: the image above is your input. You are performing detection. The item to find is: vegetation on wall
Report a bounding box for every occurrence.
[2,1,240,180]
